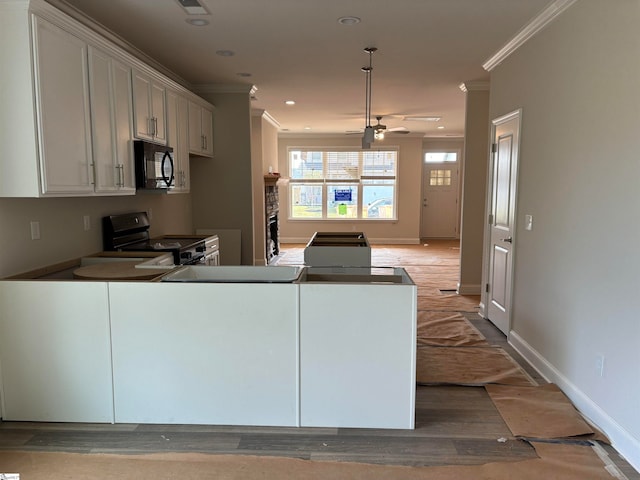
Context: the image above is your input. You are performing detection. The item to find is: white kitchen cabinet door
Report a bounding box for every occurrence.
[109,282,299,426]
[188,100,214,157]
[88,46,135,194]
[32,15,94,195]
[0,281,114,422]
[132,69,166,144]
[201,105,214,156]
[299,283,417,429]
[166,91,190,193]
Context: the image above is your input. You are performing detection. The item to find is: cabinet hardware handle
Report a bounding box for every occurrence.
[502,237,513,243]
[153,117,158,137]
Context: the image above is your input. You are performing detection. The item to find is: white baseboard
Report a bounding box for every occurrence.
[280,237,420,245]
[457,283,481,295]
[509,331,640,473]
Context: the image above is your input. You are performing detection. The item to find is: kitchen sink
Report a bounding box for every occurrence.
[161,265,305,283]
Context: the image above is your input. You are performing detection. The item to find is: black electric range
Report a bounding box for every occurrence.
[102,212,207,265]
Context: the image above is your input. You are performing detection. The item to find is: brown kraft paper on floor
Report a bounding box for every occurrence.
[417,311,489,347]
[417,346,537,386]
[417,294,481,312]
[0,443,615,480]
[485,383,610,443]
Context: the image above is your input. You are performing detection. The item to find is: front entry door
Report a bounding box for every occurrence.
[486,110,521,335]
[420,160,459,238]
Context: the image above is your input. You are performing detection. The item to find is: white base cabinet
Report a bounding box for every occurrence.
[299,282,417,429]
[108,282,299,426]
[0,282,114,422]
[0,270,415,428]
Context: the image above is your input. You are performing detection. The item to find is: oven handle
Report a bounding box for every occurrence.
[184,254,206,265]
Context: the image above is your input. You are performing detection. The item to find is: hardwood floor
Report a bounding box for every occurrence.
[0,242,637,478]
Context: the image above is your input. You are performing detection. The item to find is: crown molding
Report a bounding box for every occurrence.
[252,109,281,128]
[42,0,190,87]
[483,0,578,72]
[193,84,256,95]
[459,81,490,93]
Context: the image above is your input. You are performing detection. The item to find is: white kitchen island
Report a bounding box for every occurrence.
[0,265,416,429]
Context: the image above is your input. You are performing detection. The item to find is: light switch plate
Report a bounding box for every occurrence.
[525,214,533,231]
[30,221,40,240]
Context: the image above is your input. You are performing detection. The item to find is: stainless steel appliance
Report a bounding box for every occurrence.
[134,140,175,190]
[102,212,218,265]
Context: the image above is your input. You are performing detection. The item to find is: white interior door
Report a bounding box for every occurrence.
[485,110,521,335]
[420,156,459,238]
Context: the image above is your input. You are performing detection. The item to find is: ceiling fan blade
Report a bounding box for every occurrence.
[389,130,410,134]
[387,127,409,133]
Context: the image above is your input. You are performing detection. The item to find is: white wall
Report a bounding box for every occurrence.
[488,0,640,468]
[277,135,423,244]
[191,89,255,265]
[459,87,490,294]
[0,194,192,277]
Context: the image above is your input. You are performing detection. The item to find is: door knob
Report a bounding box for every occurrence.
[502,237,513,243]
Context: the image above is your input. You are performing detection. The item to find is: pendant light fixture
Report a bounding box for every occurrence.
[361,47,377,149]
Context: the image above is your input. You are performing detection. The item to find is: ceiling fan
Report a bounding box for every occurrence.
[359,49,409,147]
[372,116,410,139]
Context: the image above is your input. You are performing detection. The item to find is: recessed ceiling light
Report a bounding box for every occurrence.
[338,16,361,25]
[186,18,209,26]
[285,100,296,105]
[216,50,235,57]
[304,126,312,130]
[437,126,445,129]
[236,72,252,77]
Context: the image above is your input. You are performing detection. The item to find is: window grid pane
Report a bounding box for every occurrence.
[326,152,360,180]
[429,169,452,186]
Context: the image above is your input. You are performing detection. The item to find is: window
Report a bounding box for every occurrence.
[425,152,457,163]
[288,148,398,220]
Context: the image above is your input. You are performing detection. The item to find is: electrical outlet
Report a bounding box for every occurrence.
[596,354,605,377]
[30,221,40,240]
[83,215,91,231]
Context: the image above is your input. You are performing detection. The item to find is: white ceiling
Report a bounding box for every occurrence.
[53,0,552,137]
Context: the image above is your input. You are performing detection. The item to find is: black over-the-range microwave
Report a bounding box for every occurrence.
[134,140,175,191]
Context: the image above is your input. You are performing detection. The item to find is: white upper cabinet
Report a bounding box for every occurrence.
[88,46,135,194]
[132,70,167,145]
[166,90,190,193]
[188,100,214,157]
[0,0,213,197]
[32,15,94,195]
